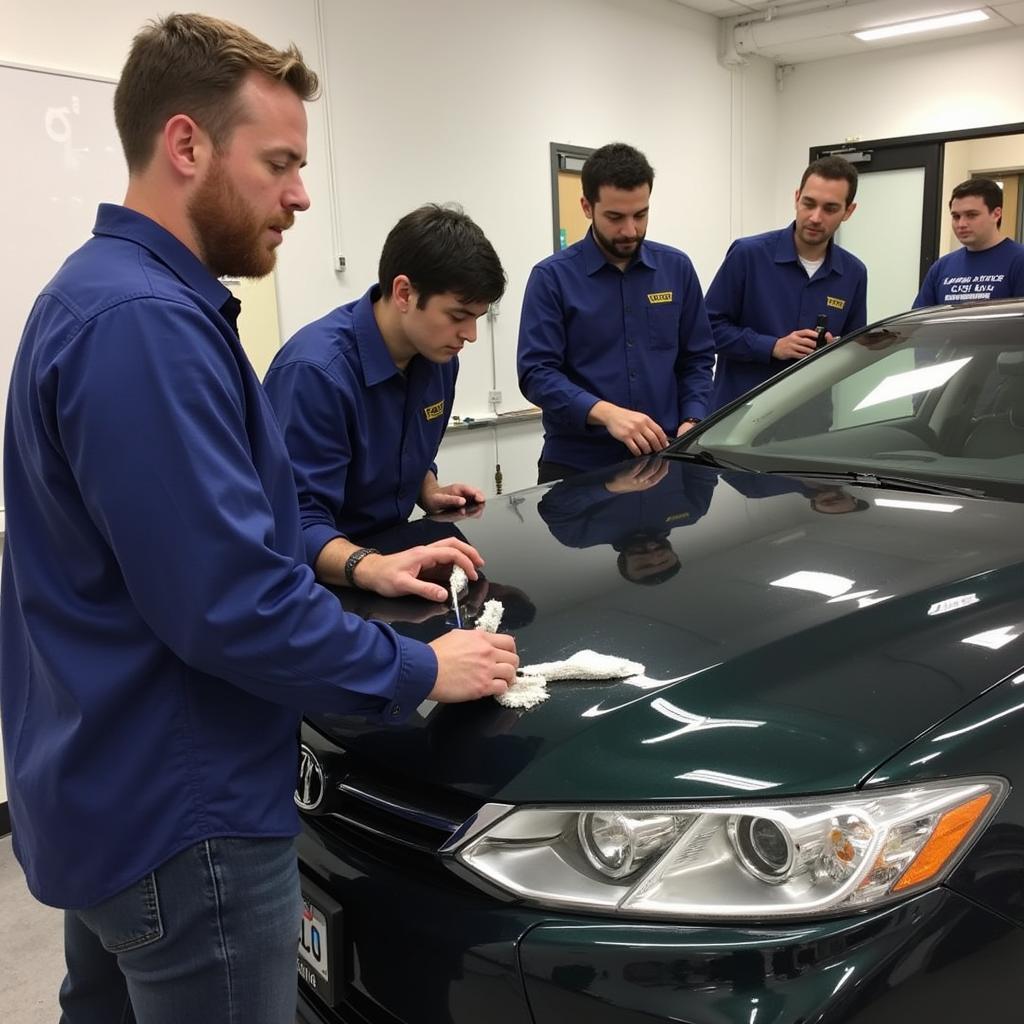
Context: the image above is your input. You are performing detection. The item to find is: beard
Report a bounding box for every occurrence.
[592,222,644,262]
[187,158,289,279]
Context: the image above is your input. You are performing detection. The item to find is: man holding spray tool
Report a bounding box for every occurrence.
[705,156,867,412]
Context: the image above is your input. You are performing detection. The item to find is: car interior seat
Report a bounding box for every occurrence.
[962,351,1024,458]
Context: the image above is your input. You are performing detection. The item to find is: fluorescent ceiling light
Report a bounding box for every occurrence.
[855,9,989,42]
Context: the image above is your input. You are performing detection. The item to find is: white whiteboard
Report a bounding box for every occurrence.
[0,62,127,520]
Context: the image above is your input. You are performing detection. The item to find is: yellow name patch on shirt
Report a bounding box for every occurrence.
[647,291,673,304]
[826,296,846,310]
[665,511,691,524]
[423,400,445,422]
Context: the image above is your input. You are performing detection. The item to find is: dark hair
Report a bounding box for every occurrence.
[115,13,319,172]
[377,204,506,308]
[950,178,1004,228]
[581,143,655,204]
[799,156,858,205]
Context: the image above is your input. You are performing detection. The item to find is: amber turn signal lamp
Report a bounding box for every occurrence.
[893,793,992,891]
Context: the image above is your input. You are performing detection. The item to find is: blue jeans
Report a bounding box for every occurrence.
[59,837,301,1024]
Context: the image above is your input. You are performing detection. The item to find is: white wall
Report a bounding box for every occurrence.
[1,0,775,499]
[773,26,1024,227]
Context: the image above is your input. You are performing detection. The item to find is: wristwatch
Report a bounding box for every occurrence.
[681,417,702,425]
[343,547,380,588]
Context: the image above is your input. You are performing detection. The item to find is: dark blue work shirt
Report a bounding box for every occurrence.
[706,225,867,411]
[263,287,456,567]
[517,230,714,471]
[0,206,437,909]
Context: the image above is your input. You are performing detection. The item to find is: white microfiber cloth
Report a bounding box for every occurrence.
[449,564,468,600]
[468,585,645,710]
[475,599,504,634]
[518,649,644,682]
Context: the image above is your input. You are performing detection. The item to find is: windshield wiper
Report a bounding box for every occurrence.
[668,448,752,472]
[766,469,988,499]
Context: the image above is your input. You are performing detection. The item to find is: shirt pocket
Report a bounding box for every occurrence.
[646,302,680,350]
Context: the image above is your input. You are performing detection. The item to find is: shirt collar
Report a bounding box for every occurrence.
[92,204,232,311]
[775,221,846,275]
[353,286,402,387]
[581,228,657,275]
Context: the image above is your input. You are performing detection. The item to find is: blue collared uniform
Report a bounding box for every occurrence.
[263,287,456,568]
[913,238,1024,308]
[706,225,867,411]
[0,206,437,909]
[517,230,714,471]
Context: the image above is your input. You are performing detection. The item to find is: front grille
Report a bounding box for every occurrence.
[298,720,481,855]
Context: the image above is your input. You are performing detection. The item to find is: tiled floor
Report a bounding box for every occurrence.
[0,836,64,1023]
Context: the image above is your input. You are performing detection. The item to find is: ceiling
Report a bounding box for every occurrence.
[672,1,1024,64]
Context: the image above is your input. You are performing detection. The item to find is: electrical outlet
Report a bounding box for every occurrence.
[488,390,502,406]
[335,255,346,272]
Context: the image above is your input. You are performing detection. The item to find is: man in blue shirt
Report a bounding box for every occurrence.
[706,156,867,412]
[914,178,1024,307]
[0,15,517,1024]
[517,142,715,483]
[265,205,505,601]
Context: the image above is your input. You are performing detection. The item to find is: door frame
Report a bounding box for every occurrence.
[812,121,1024,286]
[549,142,595,254]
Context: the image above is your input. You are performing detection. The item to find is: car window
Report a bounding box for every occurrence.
[688,307,1024,501]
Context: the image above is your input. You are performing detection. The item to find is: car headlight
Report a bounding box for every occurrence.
[451,778,1005,919]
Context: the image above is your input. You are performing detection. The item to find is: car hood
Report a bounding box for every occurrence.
[309,459,1024,803]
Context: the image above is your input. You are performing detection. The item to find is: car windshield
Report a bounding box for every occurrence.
[679,304,1024,501]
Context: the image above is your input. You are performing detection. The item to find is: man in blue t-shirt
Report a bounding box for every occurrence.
[706,156,867,413]
[517,142,715,483]
[914,178,1024,308]
[265,204,506,601]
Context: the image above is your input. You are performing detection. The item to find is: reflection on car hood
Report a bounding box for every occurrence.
[309,460,1024,803]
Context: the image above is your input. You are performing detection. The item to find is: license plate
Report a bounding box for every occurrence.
[297,879,342,1006]
[299,897,330,983]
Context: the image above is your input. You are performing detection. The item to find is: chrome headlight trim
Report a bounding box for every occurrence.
[449,778,1007,920]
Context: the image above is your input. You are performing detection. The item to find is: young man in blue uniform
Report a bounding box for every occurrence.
[914,178,1024,307]
[0,16,517,1024]
[264,204,505,600]
[517,142,715,483]
[706,156,867,412]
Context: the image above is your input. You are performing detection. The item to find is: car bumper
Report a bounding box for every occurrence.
[296,817,1024,1024]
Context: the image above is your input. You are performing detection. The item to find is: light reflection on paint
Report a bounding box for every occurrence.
[874,498,962,514]
[771,571,855,598]
[675,769,779,791]
[928,594,979,616]
[642,698,764,744]
[962,626,1021,651]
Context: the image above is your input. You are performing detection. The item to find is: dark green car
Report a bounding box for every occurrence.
[296,300,1024,1023]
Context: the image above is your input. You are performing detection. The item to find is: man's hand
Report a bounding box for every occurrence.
[588,401,668,456]
[419,479,486,514]
[773,330,819,361]
[605,457,669,494]
[355,539,484,602]
[428,629,519,702]
[676,420,698,438]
